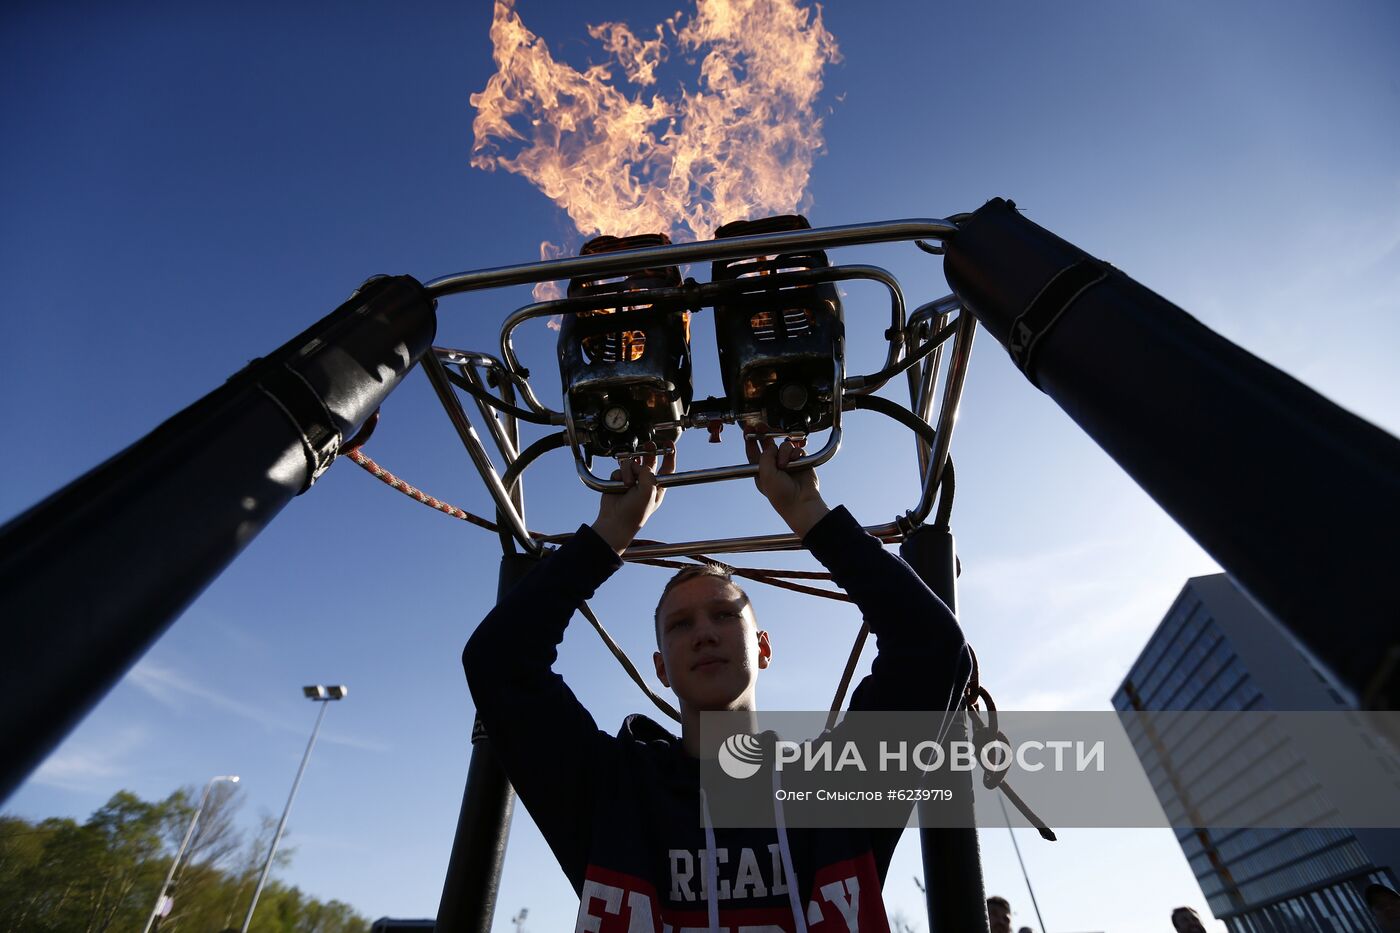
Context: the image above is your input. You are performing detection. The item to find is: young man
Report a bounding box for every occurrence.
[1169,907,1208,933]
[464,435,969,931]
[985,896,1012,933]
[1365,884,1400,933]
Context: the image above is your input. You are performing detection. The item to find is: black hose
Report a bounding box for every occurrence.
[850,318,958,390]
[445,367,555,425]
[841,393,954,529]
[501,431,570,493]
[496,431,570,555]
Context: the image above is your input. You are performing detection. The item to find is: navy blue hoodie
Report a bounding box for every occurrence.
[463,505,969,932]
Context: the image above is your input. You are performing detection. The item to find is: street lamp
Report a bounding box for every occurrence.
[143,774,240,933]
[240,684,347,933]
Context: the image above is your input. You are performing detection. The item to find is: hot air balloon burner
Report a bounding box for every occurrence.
[439,211,960,514]
[710,215,844,439]
[557,233,694,459]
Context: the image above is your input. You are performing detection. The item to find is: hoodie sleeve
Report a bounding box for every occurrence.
[803,505,970,715]
[804,506,973,879]
[461,523,625,891]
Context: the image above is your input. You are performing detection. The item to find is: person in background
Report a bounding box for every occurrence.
[1366,884,1400,933]
[1171,906,1208,933]
[986,895,1012,933]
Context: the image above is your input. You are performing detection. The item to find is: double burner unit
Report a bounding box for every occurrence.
[558,215,844,462]
[429,212,969,556]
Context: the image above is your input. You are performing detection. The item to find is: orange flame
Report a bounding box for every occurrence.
[535,240,568,312]
[470,0,840,283]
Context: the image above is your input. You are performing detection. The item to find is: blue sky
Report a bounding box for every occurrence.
[3,2,1398,931]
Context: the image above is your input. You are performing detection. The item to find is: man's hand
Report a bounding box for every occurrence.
[745,425,830,537]
[592,447,676,555]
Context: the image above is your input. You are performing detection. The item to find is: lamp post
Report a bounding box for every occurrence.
[143,773,240,933]
[240,684,346,933]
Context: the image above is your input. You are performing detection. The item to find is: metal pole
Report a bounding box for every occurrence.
[999,794,1047,933]
[424,218,958,297]
[899,524,989,933]
[241,700,330,933]
[435,552,537,933]
[143,775,237,933]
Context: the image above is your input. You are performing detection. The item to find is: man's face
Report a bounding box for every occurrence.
[653,576,770,711]
[986,899,1011,933]
[1172,908,1207,933]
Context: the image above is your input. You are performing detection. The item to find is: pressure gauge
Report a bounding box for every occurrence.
[602,405,630,433]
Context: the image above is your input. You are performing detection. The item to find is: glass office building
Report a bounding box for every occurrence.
[1112,574,1399,932]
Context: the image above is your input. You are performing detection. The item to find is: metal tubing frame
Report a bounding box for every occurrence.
[498,366,525,518]
[464,364,520,464]
[906,294,960,479]
[499,264,905,394]
[490,262,908,435]
[426,216,970,933]
[429,317,968,556]
[570,357,846,493]
[615,315,972,559]
[910,320,943,479]
[425,218,957,297]
[423,221,971,561]
[912,309,977,523]
[421,351,540,554]
[436,347,562,425]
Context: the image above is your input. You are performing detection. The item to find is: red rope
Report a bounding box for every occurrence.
[343,445,1048,833]
[347,448,502,533]
[345,447,849,600]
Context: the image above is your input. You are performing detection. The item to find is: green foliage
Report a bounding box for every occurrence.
[0,789,368,933]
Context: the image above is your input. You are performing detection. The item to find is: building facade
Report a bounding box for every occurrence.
[1112,574,1399,933]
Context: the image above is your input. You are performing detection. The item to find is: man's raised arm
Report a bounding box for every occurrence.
[461,448,674,888]
[744,430,969,713]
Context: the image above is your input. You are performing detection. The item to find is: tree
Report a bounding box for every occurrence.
[213,812,298,932]
[157,781,246,932]
[0,788,367,933]
[0,793,168,932]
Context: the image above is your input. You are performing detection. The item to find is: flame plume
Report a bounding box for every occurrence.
[470,0,840,300]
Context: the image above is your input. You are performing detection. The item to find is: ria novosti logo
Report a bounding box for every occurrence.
[718,732,1106,779]
[718,733,765,779]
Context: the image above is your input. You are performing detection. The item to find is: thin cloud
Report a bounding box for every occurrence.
[963,540,1122,615]
[1003,683,1108,711]
[316,730,391,754]
[961,531,1217,710]
[129,660,274,725]
[30,725,149,792]
[128,661,390,754]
